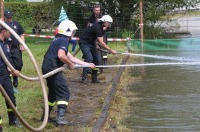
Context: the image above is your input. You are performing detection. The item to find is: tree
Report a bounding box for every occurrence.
[97,0,200,38]
[39,0,200,38]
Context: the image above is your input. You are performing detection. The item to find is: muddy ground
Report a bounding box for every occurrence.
[44,60,125,132]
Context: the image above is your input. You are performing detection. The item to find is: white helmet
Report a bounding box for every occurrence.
[57,19,78,37]
[99,15,113,23]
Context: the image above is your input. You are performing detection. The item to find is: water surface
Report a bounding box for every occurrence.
[125,38,200,132]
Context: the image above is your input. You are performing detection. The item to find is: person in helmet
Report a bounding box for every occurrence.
[79,15,117,83]
[54,26,77,53]
[87,5,109,74]
[41,19,95,126]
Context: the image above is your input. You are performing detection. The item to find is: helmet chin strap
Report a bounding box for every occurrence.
[70,30,76,38]
[103,22,111,28]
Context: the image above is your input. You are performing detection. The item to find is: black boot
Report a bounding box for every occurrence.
[13,76,18,88]
[56,106,72,126]
[81,68,89,83]
[91,69,100,83]
[41,106,54,122]
[8,112,22,128]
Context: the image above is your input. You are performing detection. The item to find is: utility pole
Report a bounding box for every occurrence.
[139,0,144,48]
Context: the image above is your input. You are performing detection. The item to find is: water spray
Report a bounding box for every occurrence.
[98,48,200,62]
[75,62,200,68]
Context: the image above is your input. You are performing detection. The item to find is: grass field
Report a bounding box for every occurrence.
[0,37,128,131]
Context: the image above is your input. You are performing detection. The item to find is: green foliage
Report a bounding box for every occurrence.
[144,26,174,39]
[4,0,200,38]
[121,30,134,39]
[4,1,87,34]
[99,0,200,38]
[5,2,58,31]
[5,0,26,2]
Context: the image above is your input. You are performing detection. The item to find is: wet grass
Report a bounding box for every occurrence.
[101,67,134,132]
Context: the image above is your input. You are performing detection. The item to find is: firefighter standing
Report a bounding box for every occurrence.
[41,20,95,126]
[4,9,25,88]
[0,23,21,128]
[87,5,102,26]
[79,15,117,83]
[88,5,109,73]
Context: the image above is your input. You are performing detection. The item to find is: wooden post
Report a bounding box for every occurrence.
[0,0,4,19]
[139,0,144,48]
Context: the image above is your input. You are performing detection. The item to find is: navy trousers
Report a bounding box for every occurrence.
[42,58,70,108]
[0,66,16,109]
[79,40,100,80]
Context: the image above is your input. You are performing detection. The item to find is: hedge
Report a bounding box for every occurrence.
[5,2,85,31]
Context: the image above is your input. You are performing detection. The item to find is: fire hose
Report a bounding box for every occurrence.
[0,20,48,132]
[1,19,200,131]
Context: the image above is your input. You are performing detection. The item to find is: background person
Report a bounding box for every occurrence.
[4,9,25,89]
[88,5,109,73]
[87,5,102,27]
[41,20,95,126]
[69,39,77,53]
[79,15,117,83]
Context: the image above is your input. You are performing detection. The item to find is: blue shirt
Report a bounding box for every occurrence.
[44,36,69,67]
[0,40,11,84]
[8,21,25,47]
[0,40,10,67]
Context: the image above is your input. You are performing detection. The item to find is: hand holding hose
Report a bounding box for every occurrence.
[12,70,20,77]
[88,63,95,69]
[68,63,75,70]
[110,49,117,55]
[7,67,20,77]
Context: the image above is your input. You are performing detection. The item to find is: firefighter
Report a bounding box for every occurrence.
[41,19,95,126]
[88,5,109,73]
[0,23,21,128]
[79,15,117,83]
[4,9,25,88]
[55,26,77,53]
